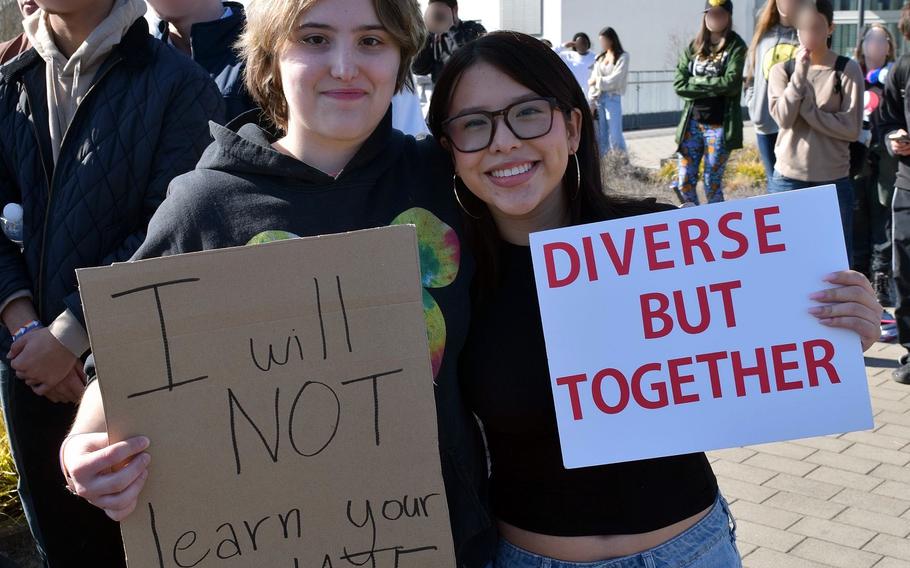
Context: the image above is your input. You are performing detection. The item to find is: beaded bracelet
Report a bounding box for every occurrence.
[11,320,41,343]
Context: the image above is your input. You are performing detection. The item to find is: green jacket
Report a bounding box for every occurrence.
[673,32,747,151]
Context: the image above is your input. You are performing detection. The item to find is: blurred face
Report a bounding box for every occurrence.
[279,0,400,144]
[17,0,39,17]
[777,0,802,20]
[425,1,456,33]
[862,27,891,65]
[574,35,590,54]
[444,62,582,220]
[705,8,730,33]
[797,9,833,51]
[599,34,612,53]
[147,0,217,21]
[35,0,100,16]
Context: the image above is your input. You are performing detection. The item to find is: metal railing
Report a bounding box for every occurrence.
[623,69,685,131]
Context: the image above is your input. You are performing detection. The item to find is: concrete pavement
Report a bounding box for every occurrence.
[711,342,910,567]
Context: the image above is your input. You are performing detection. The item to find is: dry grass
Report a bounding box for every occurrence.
[0,412,22,525]
[627,144,767,203]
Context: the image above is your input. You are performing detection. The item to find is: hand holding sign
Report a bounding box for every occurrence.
[809,270,883,351]
[530,187,875,469]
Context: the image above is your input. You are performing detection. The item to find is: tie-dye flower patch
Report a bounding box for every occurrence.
[391,208,461,378]
[246,230,301,245]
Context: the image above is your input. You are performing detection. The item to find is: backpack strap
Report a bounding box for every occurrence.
[784,55,849,95]
[833,55,849,95]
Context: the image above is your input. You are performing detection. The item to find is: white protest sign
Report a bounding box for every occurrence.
[529,186,874,469]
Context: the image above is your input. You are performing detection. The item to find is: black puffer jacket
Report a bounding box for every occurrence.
[0,18,224,340]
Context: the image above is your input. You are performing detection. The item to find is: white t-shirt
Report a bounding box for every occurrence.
[392,88,430,137]
[556,48,597,93]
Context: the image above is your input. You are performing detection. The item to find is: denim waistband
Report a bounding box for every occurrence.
[495,492,734,568]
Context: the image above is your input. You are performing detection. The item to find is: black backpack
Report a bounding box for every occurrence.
[783,55,867,177]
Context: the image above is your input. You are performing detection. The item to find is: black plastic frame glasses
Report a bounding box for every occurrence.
[441,97,562,153]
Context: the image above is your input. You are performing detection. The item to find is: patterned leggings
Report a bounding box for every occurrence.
[675,119,729,205]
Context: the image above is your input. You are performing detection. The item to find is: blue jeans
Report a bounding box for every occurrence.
[767,171,854,266]
[488,493,740,568]
[597,93,627,154]
[755,132,778,183]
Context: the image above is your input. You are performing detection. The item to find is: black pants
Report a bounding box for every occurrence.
[0,358,125,567]
[853,172,892,276]
[894,189,910,358]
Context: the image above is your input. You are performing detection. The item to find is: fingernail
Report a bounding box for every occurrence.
[819,318,834,326]
[810,292,826,301]
[138,437,150,449]
[141,453,151,466]
[809,307,825,315]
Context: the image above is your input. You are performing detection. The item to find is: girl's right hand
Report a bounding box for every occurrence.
[62,433,151,521]
[795,47,811,77]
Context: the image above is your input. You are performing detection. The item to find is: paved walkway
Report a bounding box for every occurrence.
[710,341,910,568]
[625,123,758,170]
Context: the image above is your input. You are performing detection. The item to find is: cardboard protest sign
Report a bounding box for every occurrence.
[77,226,456,568]
[529,186,874,469]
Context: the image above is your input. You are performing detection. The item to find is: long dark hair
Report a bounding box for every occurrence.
[596,27,625,61]
[427,31,658,294]
[693,8,734,57]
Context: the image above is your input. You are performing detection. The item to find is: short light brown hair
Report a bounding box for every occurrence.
[239,0,426,132]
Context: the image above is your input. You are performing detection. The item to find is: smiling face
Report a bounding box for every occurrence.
[445,61,581,221]
[279,0,401,146]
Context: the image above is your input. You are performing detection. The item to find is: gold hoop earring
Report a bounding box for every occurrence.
[572,153,582,201]
[453,175,482,219]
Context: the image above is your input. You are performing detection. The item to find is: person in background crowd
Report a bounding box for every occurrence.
[852,23,897,312]
[767,0,863,263]
[392,86,431,136]
[671,0,746,205]
[588,26,629,156]
[556,32,596,93]
[412,0,484,85]
[879,2,910,383]
[58,0,497,566]
[147,0,257,123]
[0,0,223,565]
[0,0,37,63]
[427,29,882,568]
[746,0,802,182]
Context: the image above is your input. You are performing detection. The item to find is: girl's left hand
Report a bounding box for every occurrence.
[809,271,883,352]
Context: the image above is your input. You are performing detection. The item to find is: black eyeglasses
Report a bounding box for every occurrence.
[442,97,562,153]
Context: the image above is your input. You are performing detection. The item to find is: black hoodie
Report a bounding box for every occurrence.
[104,110,495,567]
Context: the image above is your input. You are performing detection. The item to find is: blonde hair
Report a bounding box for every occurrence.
[746,0,784,83]
[239,0,426,132]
